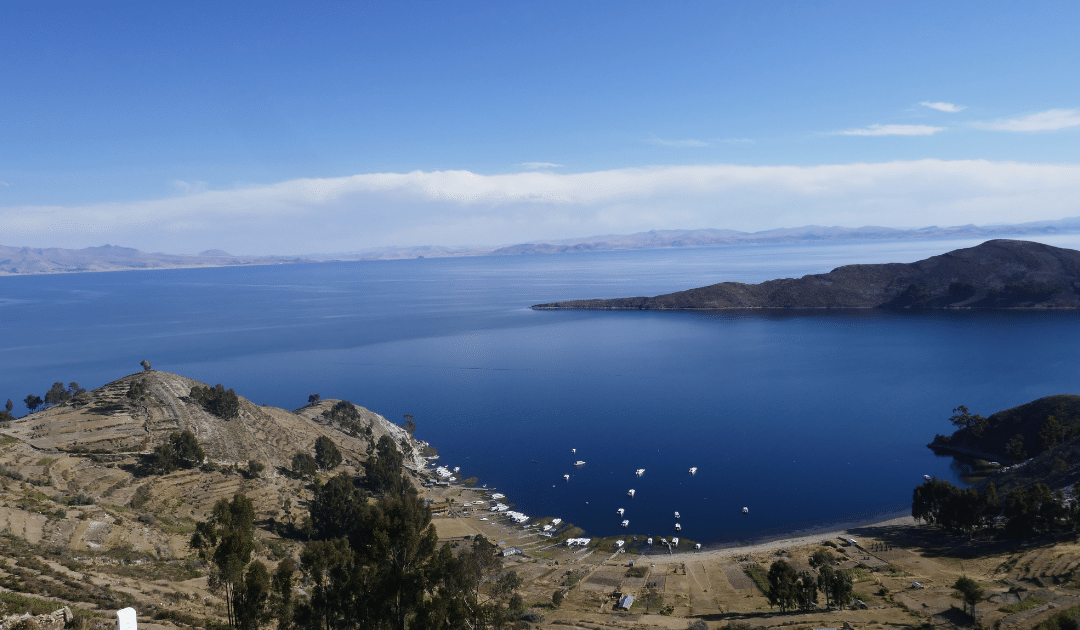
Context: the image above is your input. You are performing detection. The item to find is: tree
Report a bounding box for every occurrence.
[949,405,974,429]
[44,381,67,406]
[270,557,295,630]
[308,393,320,404]
[234,560,271,630]
[1005,434,1028,463]
[796,570,818,610]
[953,576,984,622]
[808,549,835,568]
[363,435,405,495]
[155,430,205,473]
[355,482,439,630]
[140,359,152,371]
[766,560,799,612]
[247,460,265,479]
[24,394,42,412]
[402,414,416,436]
[1038,416,1066,451]
[824,568,854,610]
[5,399,12,413]
[310,473,367,541]
[314,436,343,471]
[291,452,318,479]
[191,494,256,629]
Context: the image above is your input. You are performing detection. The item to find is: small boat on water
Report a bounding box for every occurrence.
[621,519,629,528]
[572,448,576,453]
[617,508,625,516]
[627,489,635,498]
[923,474,932,481]
[674,511,680,519]
[674,523,681,532]
[742,507,749,514]
[563,474,570,481]
[689,467,697,475]
[574,460,586,466]
[635,468,645,476]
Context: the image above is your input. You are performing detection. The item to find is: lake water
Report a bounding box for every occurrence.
[4,235,1080,545]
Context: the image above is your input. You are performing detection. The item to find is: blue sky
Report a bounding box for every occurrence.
[3,1,1080,254]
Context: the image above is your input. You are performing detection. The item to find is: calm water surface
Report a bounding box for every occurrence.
[3,237,1080,544]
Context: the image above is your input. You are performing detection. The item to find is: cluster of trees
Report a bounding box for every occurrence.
[291,436,344,478]
[20,382,87,413]
[1,399,14,422]
[764,551,855,613]
[322,400,372,439]
[191,384,241,420]
[912,478,1080,539]
[153,430,206,473]
[196,437,523,629]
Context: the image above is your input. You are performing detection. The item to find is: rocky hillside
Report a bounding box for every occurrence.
[2,370,430,471]
[0,372,436,627]
[928,394,1080,494]
[532,239,1080,310]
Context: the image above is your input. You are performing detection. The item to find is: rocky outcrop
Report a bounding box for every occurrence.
[0,606,72,630]
[532,240,1080,310]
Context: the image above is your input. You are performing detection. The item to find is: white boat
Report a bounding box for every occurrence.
[572,448,576,453]
[627,489,635,498]
[742,507,748,514]
[551,518,561,525]
[574,460,586,466]
[671,537,679,547]
[689,467,697,475]
[675,523,681,531]
[635,468,645,476]
[617,508,625,516]
[674,511,680,519]
[923,474,931,481]
[563,474,570,481]
[647,537,653,545]
[621,519,629,528]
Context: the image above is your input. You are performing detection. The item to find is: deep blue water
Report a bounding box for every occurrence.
[3,236,1080,545]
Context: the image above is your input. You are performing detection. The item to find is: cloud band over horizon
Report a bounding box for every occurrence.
[3,159,1080,255]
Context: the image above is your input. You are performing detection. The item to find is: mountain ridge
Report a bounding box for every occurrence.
[6,216,1080,273]
[532,239,1080,310]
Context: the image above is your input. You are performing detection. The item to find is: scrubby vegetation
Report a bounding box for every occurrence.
[190,383,241,420]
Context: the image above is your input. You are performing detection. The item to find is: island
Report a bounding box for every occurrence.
[532,239,1080,310]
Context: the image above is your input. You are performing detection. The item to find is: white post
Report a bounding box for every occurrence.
[116,607,137,630]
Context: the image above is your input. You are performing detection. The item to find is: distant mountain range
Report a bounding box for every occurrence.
[532,239,1080,310]
[4,216,1080,275]
[0,244,310,275]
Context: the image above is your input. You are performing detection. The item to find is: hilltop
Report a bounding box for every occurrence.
[532,239,1080,310]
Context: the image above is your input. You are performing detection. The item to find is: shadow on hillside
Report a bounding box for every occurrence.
[845,522,1069,560]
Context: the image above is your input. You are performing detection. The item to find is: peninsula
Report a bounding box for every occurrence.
[532,239,1080,310]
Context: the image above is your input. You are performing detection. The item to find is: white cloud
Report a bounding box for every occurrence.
[979,108,1080,132]
[840,124,945,136]
[920,101,965,113]
[4,160,1080,254]
[519,162,563,170]
[647,134,709,147]
[0,181,10,187]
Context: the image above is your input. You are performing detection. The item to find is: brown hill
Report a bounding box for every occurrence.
[2,370,429,471]
[532,239,1080,310]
